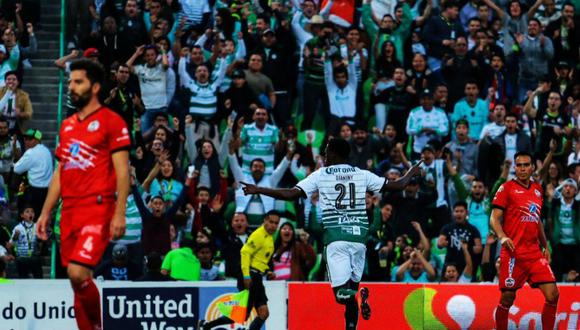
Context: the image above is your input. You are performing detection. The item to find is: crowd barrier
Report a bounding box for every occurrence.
[288,283,580,330]
[1,280,286,330]
[2,281,579,329]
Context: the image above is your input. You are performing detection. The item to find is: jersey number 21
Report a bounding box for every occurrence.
[335,183,356,209]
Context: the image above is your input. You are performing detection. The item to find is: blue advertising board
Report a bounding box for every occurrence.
[102,287,199,330]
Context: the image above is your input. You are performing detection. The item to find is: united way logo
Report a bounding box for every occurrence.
[69,142,80,157]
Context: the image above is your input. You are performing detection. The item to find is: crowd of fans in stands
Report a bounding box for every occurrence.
[0,0,579,285]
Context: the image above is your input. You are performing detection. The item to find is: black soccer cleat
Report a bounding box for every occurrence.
[359,287,371,320]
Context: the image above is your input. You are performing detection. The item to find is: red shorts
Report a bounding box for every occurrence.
[498,254,556,290]
[60,198,115,268]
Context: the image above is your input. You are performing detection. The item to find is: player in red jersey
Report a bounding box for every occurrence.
[490,151,559,330]
[36,59,131,330]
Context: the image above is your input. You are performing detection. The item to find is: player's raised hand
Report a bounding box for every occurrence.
[500,236,515,252]
[240,181,259,195]
[36,212,50,241]
[211,194,224,212]
[110,213,126,240]
[486,233,497,245]
[411,221,422,233]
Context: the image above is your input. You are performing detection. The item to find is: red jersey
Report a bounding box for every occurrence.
[492,179,544,260]
[56,107,130,200]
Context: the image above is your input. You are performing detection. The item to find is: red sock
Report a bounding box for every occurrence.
[73,295,93,330]
[72,279,102,329]
[542,302,557,330]
[495,304,509,330]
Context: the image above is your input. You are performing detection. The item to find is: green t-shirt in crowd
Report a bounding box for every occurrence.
[161,247,201,281]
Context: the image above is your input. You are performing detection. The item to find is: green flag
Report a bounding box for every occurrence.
[217,289,249,324]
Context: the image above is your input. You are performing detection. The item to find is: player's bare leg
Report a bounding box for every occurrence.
[538,283,559,330]
[68,263,101,330]
[495,290,516,330]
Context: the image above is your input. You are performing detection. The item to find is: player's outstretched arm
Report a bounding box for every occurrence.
[240,182,303,201]
[36,163,63,240]
[382,160,423,191]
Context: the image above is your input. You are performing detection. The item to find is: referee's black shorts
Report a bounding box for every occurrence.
[237,269,268,319]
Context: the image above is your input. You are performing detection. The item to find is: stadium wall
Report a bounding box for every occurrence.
[0,280,286,330]
[288,283,580,330]
[2,281,580,329]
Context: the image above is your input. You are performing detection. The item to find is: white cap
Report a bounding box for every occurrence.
[562,178,578,190]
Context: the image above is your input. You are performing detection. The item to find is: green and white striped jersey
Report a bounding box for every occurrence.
[115,194,142,244]
[241,123,279,176]
[296,164,386,245]
[178,56,227,118]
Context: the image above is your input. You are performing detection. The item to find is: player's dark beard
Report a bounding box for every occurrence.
[70,88,92,109]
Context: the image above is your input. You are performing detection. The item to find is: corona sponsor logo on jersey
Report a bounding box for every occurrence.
[325,167,356,175]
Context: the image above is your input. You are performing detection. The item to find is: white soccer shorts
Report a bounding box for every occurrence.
[325,241,366,288]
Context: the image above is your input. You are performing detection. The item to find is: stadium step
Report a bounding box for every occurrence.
[42,255,51,279]
[32,48,61,59]
[22,0,65,152]
[22,74,60,84]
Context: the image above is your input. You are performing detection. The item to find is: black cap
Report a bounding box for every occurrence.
[262,29,275,36]
[231,69,245,79]
[422,144,435,153]
[427,139,443,151]
[353,123,367,132]
[112,243,128,259]
[420,89,434,98]
[556,61,570,69]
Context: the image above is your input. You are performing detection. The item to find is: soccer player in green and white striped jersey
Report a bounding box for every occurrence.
[241,138,423,330]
